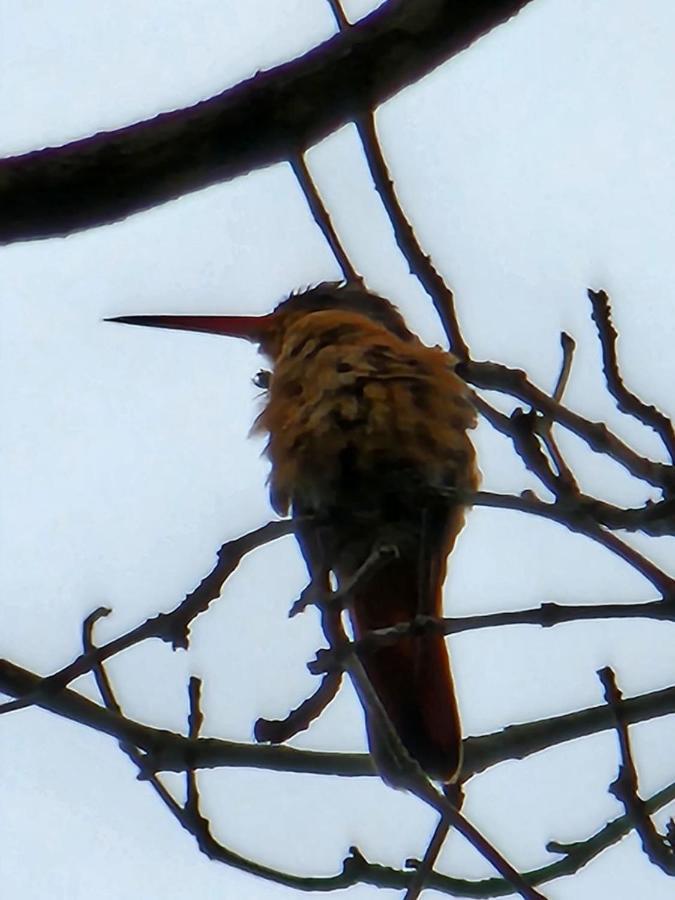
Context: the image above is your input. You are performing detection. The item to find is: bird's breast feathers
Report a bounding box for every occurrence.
[253,310,479,515]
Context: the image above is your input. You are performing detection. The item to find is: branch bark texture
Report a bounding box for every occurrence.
[0,0,535,243]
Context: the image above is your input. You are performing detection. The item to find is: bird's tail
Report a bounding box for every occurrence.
[349,548,461,783]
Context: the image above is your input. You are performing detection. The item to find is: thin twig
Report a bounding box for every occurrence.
[325,0,351,30]
[253,671,342,743]
[404,803,456,900]
[540,332,579,491]
[306,549,545,899]
[82,609,186,811]
[553,332,575,402]
[309,597,675,677]
[460,359,675,491]
[327,0,468,356]
[186,677,204,814]
[290,154,361,283]
[357,113,469,357]
[290,543,398,617]
[599,666,675,874]
[0,518,294,715]
[82,614,336,892]
[589,289,675,464]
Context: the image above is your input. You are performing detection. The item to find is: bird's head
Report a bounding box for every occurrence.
[106,282,415,360]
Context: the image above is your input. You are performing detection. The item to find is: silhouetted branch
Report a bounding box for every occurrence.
[254,671,342,743]
[5,654,675,787]
[82,617,339,893]
[0,0,535,243]
[538,332,580,491]
[599,666,675,874]
[1,480,673,733]
[460,358,675,491]
[0,519,294,716]
[186,677,204,813]
[303,552,546,900]
[328,0,468,355]
[291,154,362,284]
[310,598,675,679]
[404,791,460,900]
[589,289,675,464]
[356,114,469,357]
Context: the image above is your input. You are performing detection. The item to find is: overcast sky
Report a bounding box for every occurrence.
[2,2,675,898]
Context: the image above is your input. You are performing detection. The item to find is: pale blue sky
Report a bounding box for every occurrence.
[2,2,675,898]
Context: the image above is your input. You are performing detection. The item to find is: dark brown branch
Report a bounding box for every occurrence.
[534,778,675,896]
[253,671,342,743]
[510,408,564,496]
[305,555,545,900]
[539,332,580,491]
[0,0,535,243]
[599,666,675,874]
[309,598,675,679]
[355,113,469,357]
[588,289,675,464]
[465,490,675,597]
[0,519,294,716]
[2,484,673,725]
[5,655,675,786]
[3,485,675,727]
[404,788,462,900]
[83,616,344,894]
[83,609,185,807]
[460,359,675,491]
[328,2,469,363]
[8,628,675,894]
[326,0,352,31]
[553,332,575,402]
[474,414,674,594]
[464,680,675,780]
[186,676,204,814]
[342,648,545,898]
[290,155,361,283]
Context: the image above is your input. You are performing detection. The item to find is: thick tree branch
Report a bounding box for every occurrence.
[4,657,675,783]
[0,0,535,243]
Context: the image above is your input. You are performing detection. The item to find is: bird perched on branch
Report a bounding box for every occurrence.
[108,282,478,783]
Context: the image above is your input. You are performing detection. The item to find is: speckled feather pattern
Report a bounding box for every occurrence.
[255,309,479,518]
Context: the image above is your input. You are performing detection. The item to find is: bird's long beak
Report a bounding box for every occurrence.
[104,313,275,343]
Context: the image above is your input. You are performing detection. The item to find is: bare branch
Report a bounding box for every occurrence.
[253,671,342,743]
[553,332,575,402]
[599,666,675,874]
[290,154,362,283]
[0,519,294,715]
[404,787,464,900]
[305,549,546,899]
[589,289,675,464]
[310,598,675,681]
[460,359,675,491]
[0,0,535,243]
[186,677,204,814]
[355,113,469,357]
[5,654,675,786]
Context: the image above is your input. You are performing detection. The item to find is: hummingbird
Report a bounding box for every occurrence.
[108,282,478,783]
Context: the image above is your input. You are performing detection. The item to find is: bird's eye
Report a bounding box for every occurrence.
[253,369,271,389]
